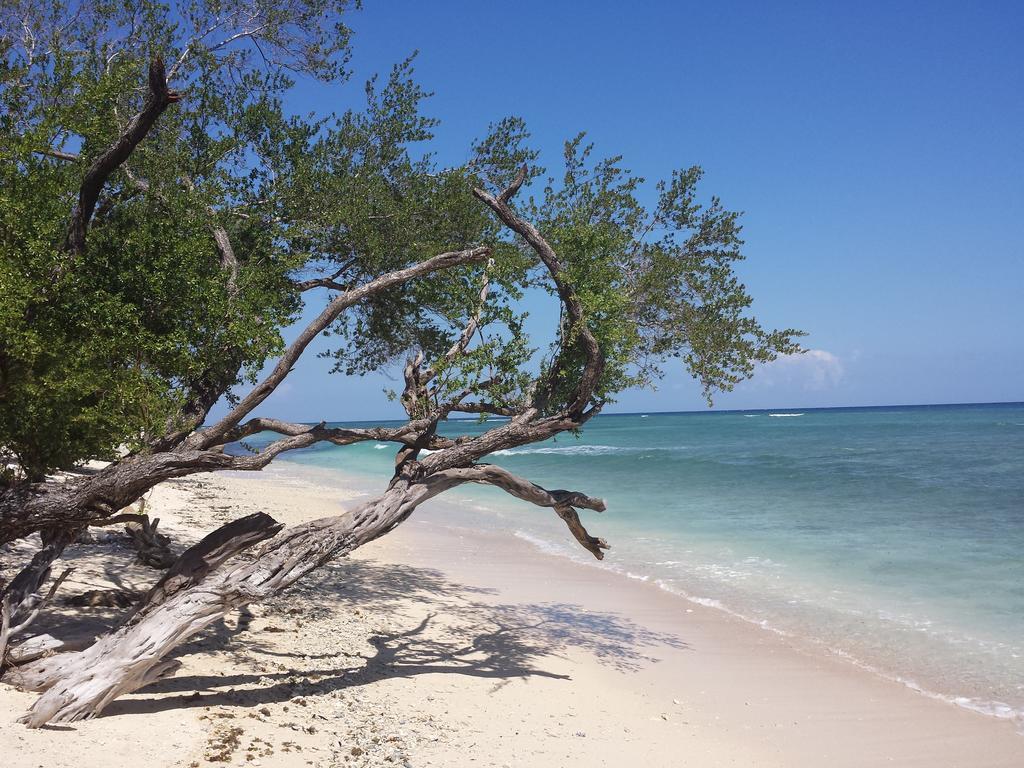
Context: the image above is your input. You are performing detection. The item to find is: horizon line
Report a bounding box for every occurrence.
[210,399,1023,427]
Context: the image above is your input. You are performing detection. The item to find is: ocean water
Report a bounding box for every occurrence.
[243,403,1024,722]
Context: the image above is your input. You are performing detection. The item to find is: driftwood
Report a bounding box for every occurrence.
[11,459,606,725]
[124,516,176,569]
[0,527,80,635]
[9,511,285,721]
[132,512,282,617]
[0,567,73,667]
[4,633,91,666]
[10,485,416,723]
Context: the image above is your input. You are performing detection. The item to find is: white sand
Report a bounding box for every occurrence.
[2,466,1022,767]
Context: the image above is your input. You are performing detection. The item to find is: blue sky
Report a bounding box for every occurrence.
[209,0,1023,422]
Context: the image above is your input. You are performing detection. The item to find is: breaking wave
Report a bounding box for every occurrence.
[493,444,625,457]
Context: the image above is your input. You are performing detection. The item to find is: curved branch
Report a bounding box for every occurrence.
[192,246,491,449]
[419,170,607,473]
[472,168,604,415]
[424,464,610,560]
[64,58,182,257]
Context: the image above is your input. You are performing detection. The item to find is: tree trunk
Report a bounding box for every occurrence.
[10,478,441,727]
[0,450,255,548]
[1,526,82,630]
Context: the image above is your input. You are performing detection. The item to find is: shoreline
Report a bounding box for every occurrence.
[219,463,1024,762]
[263,457,1024,728]
[512,528,1024,726]
[3,466,1022,766]
[265,461,1024,760]
[370,506,1024,766]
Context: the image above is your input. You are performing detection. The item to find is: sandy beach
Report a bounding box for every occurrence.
[2,465,1022,767]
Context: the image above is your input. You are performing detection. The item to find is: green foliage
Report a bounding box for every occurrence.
[0,0,356,479]
[0,1,800,482]
[314,102,537,379]
[518,135,804,409]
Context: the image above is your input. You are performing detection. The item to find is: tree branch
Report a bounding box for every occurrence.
[425,464,609,559]
[129,512,282,620]
[192,246,491,449]
[422,266,492,389]
[472,168,603,415]
[400,267,495,424]
[447,401,519,417]
[293,260,355,292]
[0,567,73,666]
[417,170,607,474]
[33,148,79,162]
[64,58,182,257]
[215,416,457,451]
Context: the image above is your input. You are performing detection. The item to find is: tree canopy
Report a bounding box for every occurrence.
[1,0,800,484]
[0,0,805,727]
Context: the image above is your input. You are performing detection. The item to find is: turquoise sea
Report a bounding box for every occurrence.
[242,402,1024,722]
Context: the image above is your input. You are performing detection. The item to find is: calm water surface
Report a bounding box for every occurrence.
[242,403,1024,721]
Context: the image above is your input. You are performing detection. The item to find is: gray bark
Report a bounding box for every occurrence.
[3,167,614,729]
[9,462,608,726]
[0,527,81,634]
[11,480,433,726]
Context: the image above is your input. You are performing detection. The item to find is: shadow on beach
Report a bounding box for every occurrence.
[90,556,689,719]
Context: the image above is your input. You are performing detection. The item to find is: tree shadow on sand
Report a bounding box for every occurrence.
[101,557,689,718]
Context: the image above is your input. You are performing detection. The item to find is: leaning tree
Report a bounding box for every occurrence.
[0,0,800,726]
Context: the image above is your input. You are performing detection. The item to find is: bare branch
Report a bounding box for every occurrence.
[473,168,604,415]
[425,464,609,559]
[33,148,79,162]
[293,258,358,292]
[193,246,491,449]
[0,526,80,628]
[64,58,182,258]
[399,350,427,418]
[166,16,235,81]
[498,164,527,204]
[216,416,457,451]
[447,402,519,417]
[206,226,239,292]
[0,567,73,665]
[294,277,347,291]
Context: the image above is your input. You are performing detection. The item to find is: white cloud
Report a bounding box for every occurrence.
[756,349,844,391]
